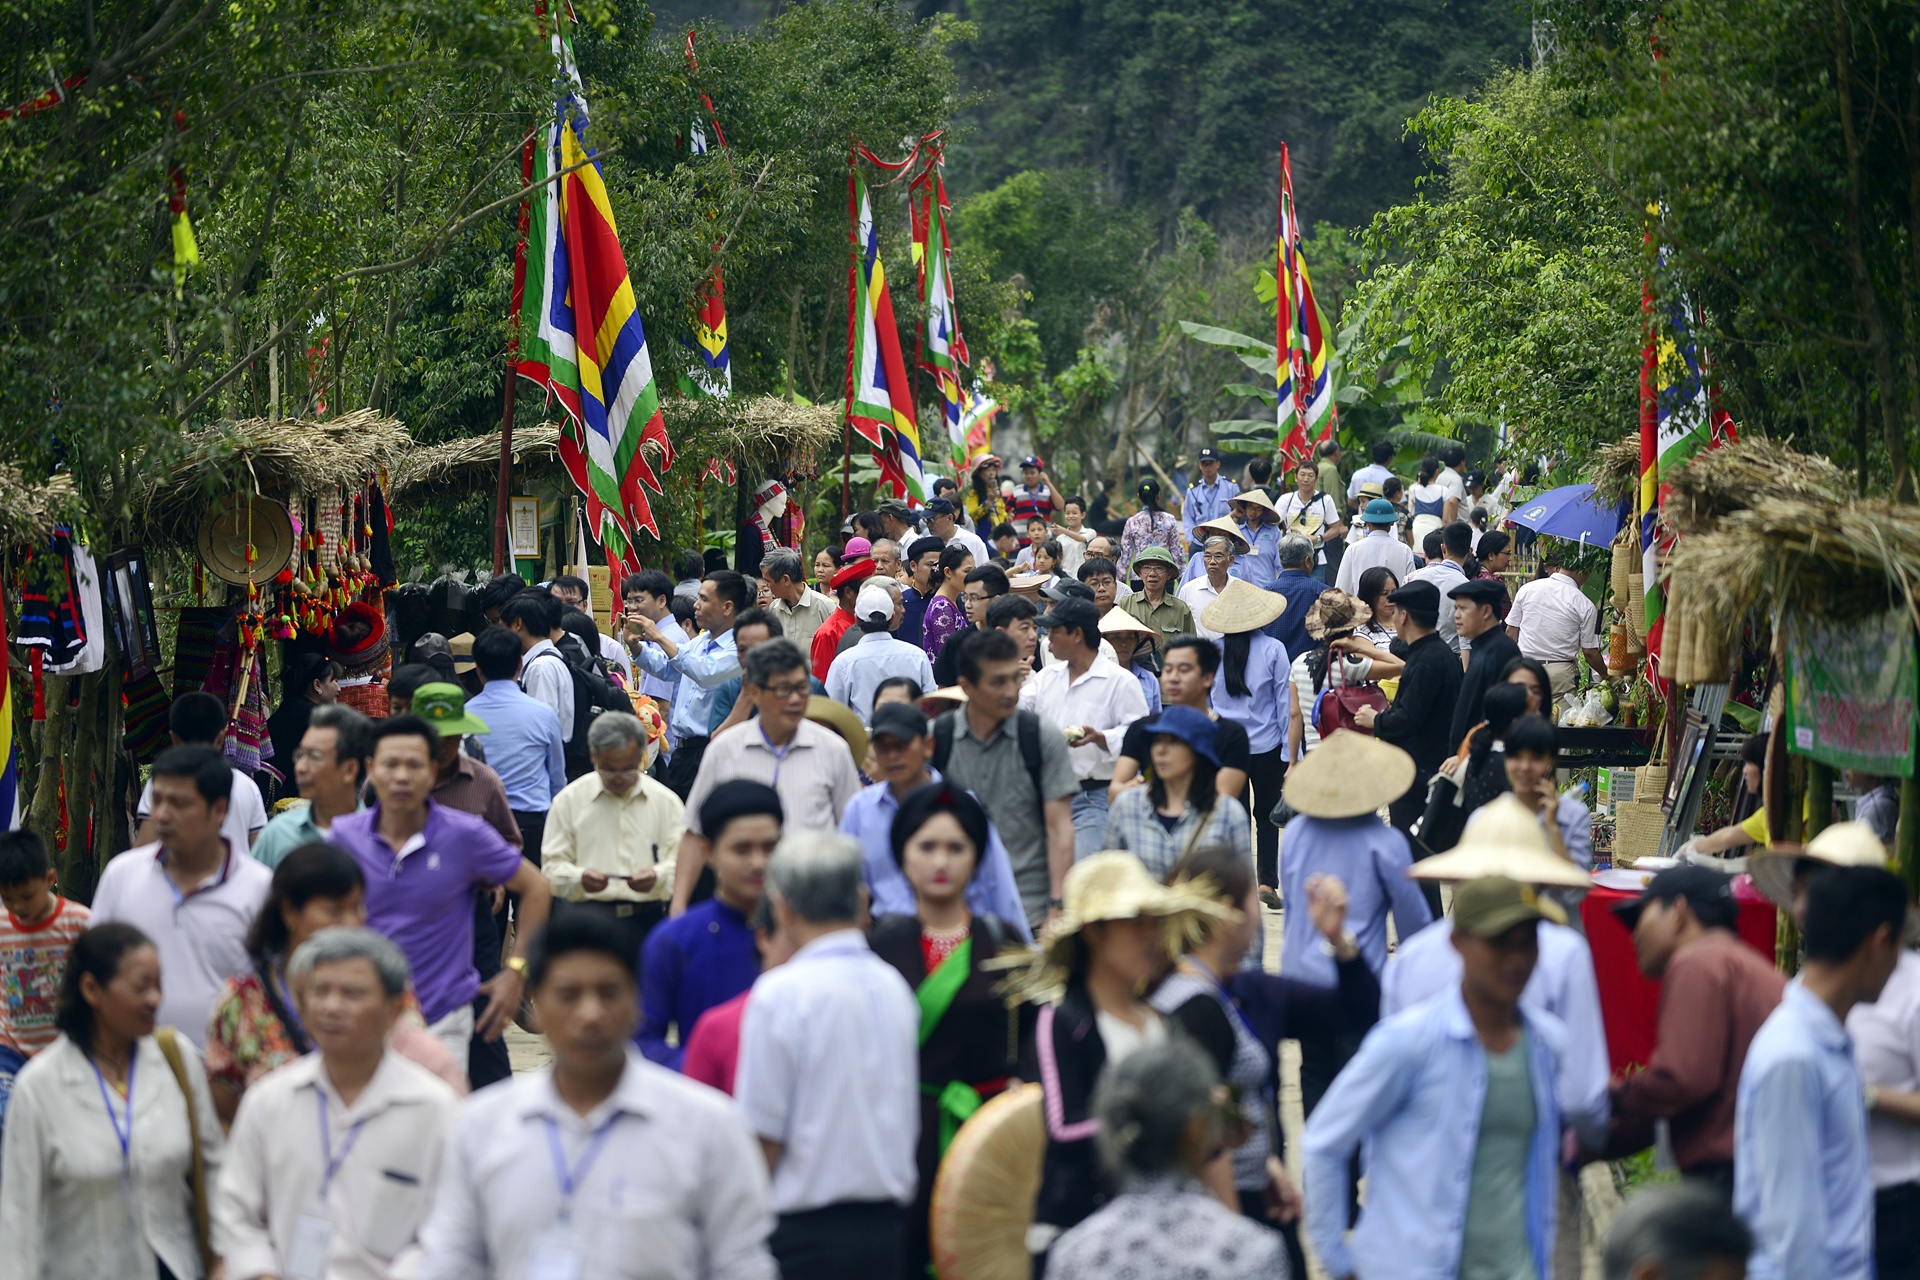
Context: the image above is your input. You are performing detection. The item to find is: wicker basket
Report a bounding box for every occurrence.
[1626,573,1646,643]
[1637,762,1668,803]
[1611,533,1636,614]
[1613,800,1668,867]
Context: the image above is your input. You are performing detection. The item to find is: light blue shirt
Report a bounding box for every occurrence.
[1347,461,1393,501]
[840,770,1033,943]
[1735,980,1874,1280]
[1303,988,1567,1280]
[823,631,937,725]
[1181,475,1241,533]
[653,629,739,743]
[1207,631,1291,755]
[1276,813,1432,985]
[1407,558,1469,652]
[465,680,566,812]
[1234,520,1283,591]
[1383,919,1610,1149]
[636,616,686,706]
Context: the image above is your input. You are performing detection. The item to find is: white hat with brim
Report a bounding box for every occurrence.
[1747,820,1890,910]
[1408,794,1592,889]
[1281,729,1417,819]
[994,852,1233,1004]
[922,686,969,712]
[1193,517,1251,555]
[1098,606,1156,639]
[1199,577,1288,635]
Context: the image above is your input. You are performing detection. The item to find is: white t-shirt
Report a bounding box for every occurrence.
[1273,493,1343,564]
[137,767,268,852]
[1437,467,1468,513]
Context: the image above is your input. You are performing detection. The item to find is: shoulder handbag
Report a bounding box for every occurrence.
[1313,646,1388,740]
[154,1026,215,1278]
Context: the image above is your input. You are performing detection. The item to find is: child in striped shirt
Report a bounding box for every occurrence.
[0,829,90,1142]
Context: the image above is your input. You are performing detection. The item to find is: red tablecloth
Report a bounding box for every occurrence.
[1581,878,1777,1075]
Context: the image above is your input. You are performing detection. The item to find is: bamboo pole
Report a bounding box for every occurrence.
[1806,761,1833,839]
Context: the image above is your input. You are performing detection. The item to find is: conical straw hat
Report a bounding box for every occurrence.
[1229,487,1280,517]
[1098,606,1155,638]
[1193,517,1251,554]
[1199,577,1288,635]
[1281,729,1416,819]
[1747,820,1890,910]
[929,1083,1043,1280]
[1408,794,1592,888]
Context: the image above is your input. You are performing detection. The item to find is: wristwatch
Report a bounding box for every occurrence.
[505,955,529,977]
[1047,897,1065,911]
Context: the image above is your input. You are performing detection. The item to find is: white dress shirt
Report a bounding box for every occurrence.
[416,1050,776,1280]
[735,929,920,1215]
[518,638,576,742]
[1507,571,1603,662]
[941,525,991,569]
[0,1033,228,1280]
[89,842,272,1049]
[1405,558,1469,652]
[1177,576,1230,642]
[137,768,268,852]
[824,632,937,724]
[1849,949,1920,1189]
[1380,918,1611,1149]
[1018,656,1150,782]
[216,1049,460,1280]
[1334,529,1417,596]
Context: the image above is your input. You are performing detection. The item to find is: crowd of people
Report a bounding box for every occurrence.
[0,446,1912,1280]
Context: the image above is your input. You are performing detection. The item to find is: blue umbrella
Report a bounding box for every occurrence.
[1504,483,1625,546]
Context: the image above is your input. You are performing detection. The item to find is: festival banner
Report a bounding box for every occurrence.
[683,31,731,399]
[1782,609,1917,776]
[1275,143,1334,466]
[516,21,671,550]
[910,156,970,470]
[847,167,925,501]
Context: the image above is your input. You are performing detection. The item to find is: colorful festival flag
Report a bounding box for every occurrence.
[910,157,970,470]
[1275,144,1334,466]
[0,583,17,830]
[683,32,731,399]
[961,381,1000,468]
[516,25,672,550]
[847,169,925,501]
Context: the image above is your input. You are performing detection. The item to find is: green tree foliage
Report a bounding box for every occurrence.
[1348,69,1643,457]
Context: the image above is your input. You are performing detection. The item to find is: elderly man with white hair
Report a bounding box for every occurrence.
[735,831,920,1280]
[823,579,936,725]
[216,927,461,1280]
[540,711,686,965]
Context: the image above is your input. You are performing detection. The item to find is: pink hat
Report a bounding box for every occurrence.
[844,536,873,560]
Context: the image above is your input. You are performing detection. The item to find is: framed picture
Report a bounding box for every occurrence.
[509,496,541,560]
[104,546,162,678]
[1663,708,1717,820]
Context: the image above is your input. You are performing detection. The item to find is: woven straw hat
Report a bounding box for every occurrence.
[1098,606,1155,638]
[997,853,1232,1005]
[805,695,869,768]
[1747,820,1891,910]
[1408,794,1591,888]
[1281,729,1416,818]
[1229,488,1280,517]
[1007,572,1050,601]
[930,1084,1044,1280]
[1193,517,1251,554]
[1303,589,1371,640]
[1199,578,1288,635]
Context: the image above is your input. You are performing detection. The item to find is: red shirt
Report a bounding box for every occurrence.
[810,610,855,682]
[681,990,751,1096]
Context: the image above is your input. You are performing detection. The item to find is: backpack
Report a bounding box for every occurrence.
[523,640,628,779]
[931,708,1048,830]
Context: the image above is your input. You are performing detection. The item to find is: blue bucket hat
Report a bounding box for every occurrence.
[1138,704,1220,767]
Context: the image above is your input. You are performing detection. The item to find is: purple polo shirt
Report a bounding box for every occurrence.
[329,800,524,1023]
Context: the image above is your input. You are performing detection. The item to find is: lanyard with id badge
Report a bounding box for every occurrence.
[285,1091,367,1280]
[90,1055,137,1211]
[526,1114,622,1280]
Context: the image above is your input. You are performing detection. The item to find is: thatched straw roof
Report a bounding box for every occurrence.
[388,396,842,503]
[141,411,412,546]
[0,468,79,548]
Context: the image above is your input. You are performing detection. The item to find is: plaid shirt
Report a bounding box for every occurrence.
[1102,787,1251,879]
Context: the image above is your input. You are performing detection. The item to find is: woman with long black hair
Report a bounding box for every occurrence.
[919,542,976,666]
[1197,579,1291,899]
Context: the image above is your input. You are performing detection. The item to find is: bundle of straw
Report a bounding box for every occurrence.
[1590,437,1644,508]
[1663,439,1851,536]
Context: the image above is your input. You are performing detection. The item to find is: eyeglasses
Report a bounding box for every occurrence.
[292,748,335,764]
[761,681,813,701]
[961,591,990,604]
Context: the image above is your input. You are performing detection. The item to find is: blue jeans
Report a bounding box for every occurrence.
[1071,788,1110,861]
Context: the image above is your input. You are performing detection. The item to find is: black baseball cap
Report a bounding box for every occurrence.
[1042,578,1096,604]
[1197,447,1222,462]
[869,701,930,744]
[1035,598,1103,635]
[1611,864,1738,930]
[926,497,957,516]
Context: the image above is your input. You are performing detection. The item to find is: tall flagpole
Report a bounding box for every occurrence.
[495,129,536,576]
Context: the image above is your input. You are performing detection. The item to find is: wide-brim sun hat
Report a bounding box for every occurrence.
[1407,794,1592,888]
[996,853,1233,1005]
[1281,728,1416,819]
[1747,819,1891,910]
[1199,578,1288,635]
[805,695,870,766]
[1193,517,1252,554]
[922,685,969,713]
[1304,590,1371,640]
[1098,606,1155,640]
